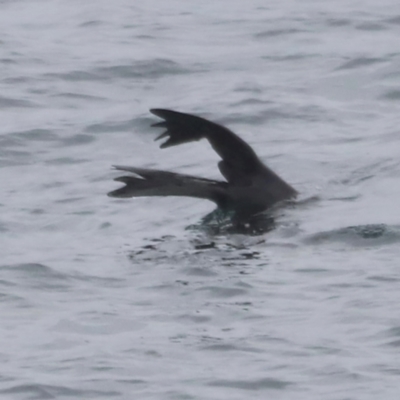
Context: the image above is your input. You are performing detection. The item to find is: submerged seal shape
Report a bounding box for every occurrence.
[108,109,297,230]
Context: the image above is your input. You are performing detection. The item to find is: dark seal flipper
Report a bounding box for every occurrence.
[108,165,229,207]
[150,108,261,175]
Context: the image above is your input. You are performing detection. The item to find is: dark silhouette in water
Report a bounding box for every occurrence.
[108,109,297,234]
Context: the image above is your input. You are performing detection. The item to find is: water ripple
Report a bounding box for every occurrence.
[46,59,197,82]
[335,57,386,70]
[208,377,292,390]
[304,224,400,246]
[0,383,120,399]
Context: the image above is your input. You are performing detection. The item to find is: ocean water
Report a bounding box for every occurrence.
[1,0,400,399]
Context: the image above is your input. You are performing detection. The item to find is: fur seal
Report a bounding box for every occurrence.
[108,109,297,223]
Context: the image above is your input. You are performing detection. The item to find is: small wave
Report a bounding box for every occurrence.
[335,57,385,70]
[0,129,58,166]
[208,377,291,390]
[338,159,398,185]
[0,222,8,232]
[385,16,400,25]
[0,263,72,290]
[304,224,400,247]
[197,285,249,299]
[0,96,36,108]
[0,383,119,399]
[94,59,192,79]
[381,89,400,101]
[0,262,61,276]
[60,133,96,146]
[54,92,106,102]
[355,22,386,31]
[231,98,271,107]
[84,118,138,134]
[325,18,351,27]
[46,59,196,82]
[13,129,57,142]
[0,149,33,167]
[44,157,88,165]
[255,28,304,39]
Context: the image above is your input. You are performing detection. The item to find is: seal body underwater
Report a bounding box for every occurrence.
[108,109,297,229]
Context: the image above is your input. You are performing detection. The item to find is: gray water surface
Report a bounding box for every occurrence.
[1,1,400,399]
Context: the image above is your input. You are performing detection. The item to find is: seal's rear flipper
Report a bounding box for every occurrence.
[150,109,261,174]
[108,165,228,206]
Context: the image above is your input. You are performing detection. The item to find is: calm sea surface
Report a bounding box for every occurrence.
[1,1,400,399]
